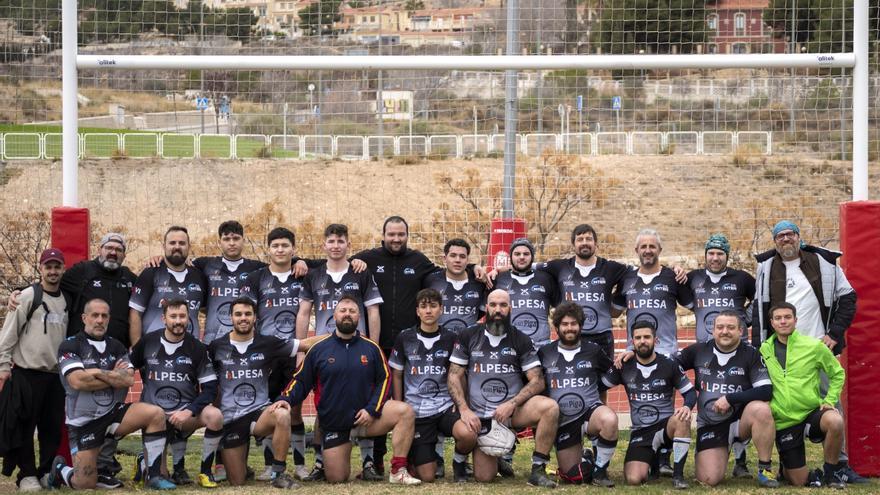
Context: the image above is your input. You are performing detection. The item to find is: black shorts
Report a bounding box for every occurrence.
[268,356,297,400]
[582,331,615,361]
[222,407,265,449]
[696,412,743,453]
[776,409,828,470]
[410,408,460,466]
[69,403,131,454]
[555,404,602,450]
[625,417,672,464]
[322,428,356,450]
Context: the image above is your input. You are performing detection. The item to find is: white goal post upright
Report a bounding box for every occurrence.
[61,0,871,208]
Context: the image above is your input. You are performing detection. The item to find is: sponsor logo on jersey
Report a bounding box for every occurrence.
[654,284,669,292]
[435,350,449,358]
[711,287,720,295]
[92,280,102,287]
[376,266,385,273]
[529,285,546,293]
[249,353,265,362]
[176,356,192,365]
[591,277,606,285]
[576,360,591,370]
[147,358,160,365]
[500,347,516,357]
[81,433,96,443]
[178,287,187,296]
[695,287,706,294]
[188,283,203,292]
[728,366,745,376]
[545,367,560,373]
[316,288,330,296]
[361,355,369,365]
[722,283,738,291]
[565,366,574,374]
[344,282,360,291]
[651,378,666,387]
[157,286,172,294]
[471,350,484,357]
[404,268,416,275]
[562,281,575,287]
[700,431,715,441]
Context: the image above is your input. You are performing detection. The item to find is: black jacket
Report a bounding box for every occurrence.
[60,258,137,347]
[353,244,438,349]
[0,369,33,471]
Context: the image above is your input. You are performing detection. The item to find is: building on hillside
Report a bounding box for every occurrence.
[334,5,492,47]
[704,0,786,54]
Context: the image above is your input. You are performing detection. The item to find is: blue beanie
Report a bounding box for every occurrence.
[772,220,800,238]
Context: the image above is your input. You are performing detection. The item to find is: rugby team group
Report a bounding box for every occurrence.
[0,216,868,491]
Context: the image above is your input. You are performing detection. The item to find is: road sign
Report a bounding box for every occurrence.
[576,95,583,112]
[611,96,621,110]
[196,97,209,110]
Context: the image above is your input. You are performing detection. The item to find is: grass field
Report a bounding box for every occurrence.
[0,124,299,159]
[3,430,874,493]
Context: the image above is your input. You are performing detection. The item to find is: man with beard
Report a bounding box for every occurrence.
[48,299,174,490]
[207,297,322,488]
[448,289,559,487]
[612,229,693,357]
[684,233,756,478]
[675,311,778,488]
[539,302,617,487]
[493,238,558,348]
[129,299,224,488]
[424,239,487,335]
[603,320,696,489]
[388,288,477,482]
[685,234,755,345]
[753,220,862,484]
[130,226,207,347]
[0,249,69,491]
[282,296,421,485]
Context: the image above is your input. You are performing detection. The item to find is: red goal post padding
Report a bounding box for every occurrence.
[840,201,880,476]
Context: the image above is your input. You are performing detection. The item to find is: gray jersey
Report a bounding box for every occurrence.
[450,324,540,419]
[208,334,299,423]
[240,267,304,341]
[129,331,215,413]
[388,326,456,418]
[686,269,756,343]
[538,341,611,426]
[494,270,559,347]
[299,266,383,336]
[676,340,771,427]
[538,257,629,336]
[195,256,265,343]
[613,267,694,356]
[58,333,132,427]
[129,263,208,337]
[424,271,486,334]
[602,354,693,428]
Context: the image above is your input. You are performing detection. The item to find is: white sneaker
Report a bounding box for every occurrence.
[293,465,310,481]
[389,469,421,485]
[19,476,42,492]
[255,466,275,481]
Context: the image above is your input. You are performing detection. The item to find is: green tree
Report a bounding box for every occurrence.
[591,0,708,54]
[298,0,343,36]
[764,0,879,53]
[404,0,425,12]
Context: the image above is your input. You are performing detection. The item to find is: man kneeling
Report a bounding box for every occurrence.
[282,295,421,484]
[448,289,559,487]
[48,299,175,490]
[760,303,847,489]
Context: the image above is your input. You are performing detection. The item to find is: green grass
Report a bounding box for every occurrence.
[6,430,874,493]
[2,125,302,159]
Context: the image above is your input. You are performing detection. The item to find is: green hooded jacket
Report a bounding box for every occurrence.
[759,329,845,430]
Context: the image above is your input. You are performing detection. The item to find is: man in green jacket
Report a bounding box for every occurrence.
[759,302,846,489]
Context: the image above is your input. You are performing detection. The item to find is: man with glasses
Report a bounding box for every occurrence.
[754,220,863,484]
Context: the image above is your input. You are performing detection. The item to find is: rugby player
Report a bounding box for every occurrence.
[612,228,693,357]
[283,296,421,485]
[448,289,559,487]
[539,302,617,487]
[675,310,779,488]
[130,226,207,347]
[493,238,559,348]
[295,223,383,480]
[424,238,487,335]
[129,299,223,488]
[603,320,696,489]
[683,233,756,478]
[759,303,847,488]
[207,297,321,488]
[388,288,477,482]
[48,299,174,490]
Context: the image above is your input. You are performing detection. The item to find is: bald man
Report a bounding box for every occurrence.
[448,289,559,487]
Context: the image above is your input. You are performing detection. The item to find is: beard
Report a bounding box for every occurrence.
[167,252,187,266]
[100,257,120,270]
[336,318,358,335]
[635,343,655,359]
[486,313,511,336]
[232,322,254,336]
[779,244,798,259]
[558,331,580,347]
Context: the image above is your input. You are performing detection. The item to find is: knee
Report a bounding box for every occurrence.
[697,472,722,487]
[400,402,415,421]
[624,473,644,486]
[542,399,559,419]
[274,408,291,427]
[205,407,223,429]
[823,410,845,435]
[747,401,773,423]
